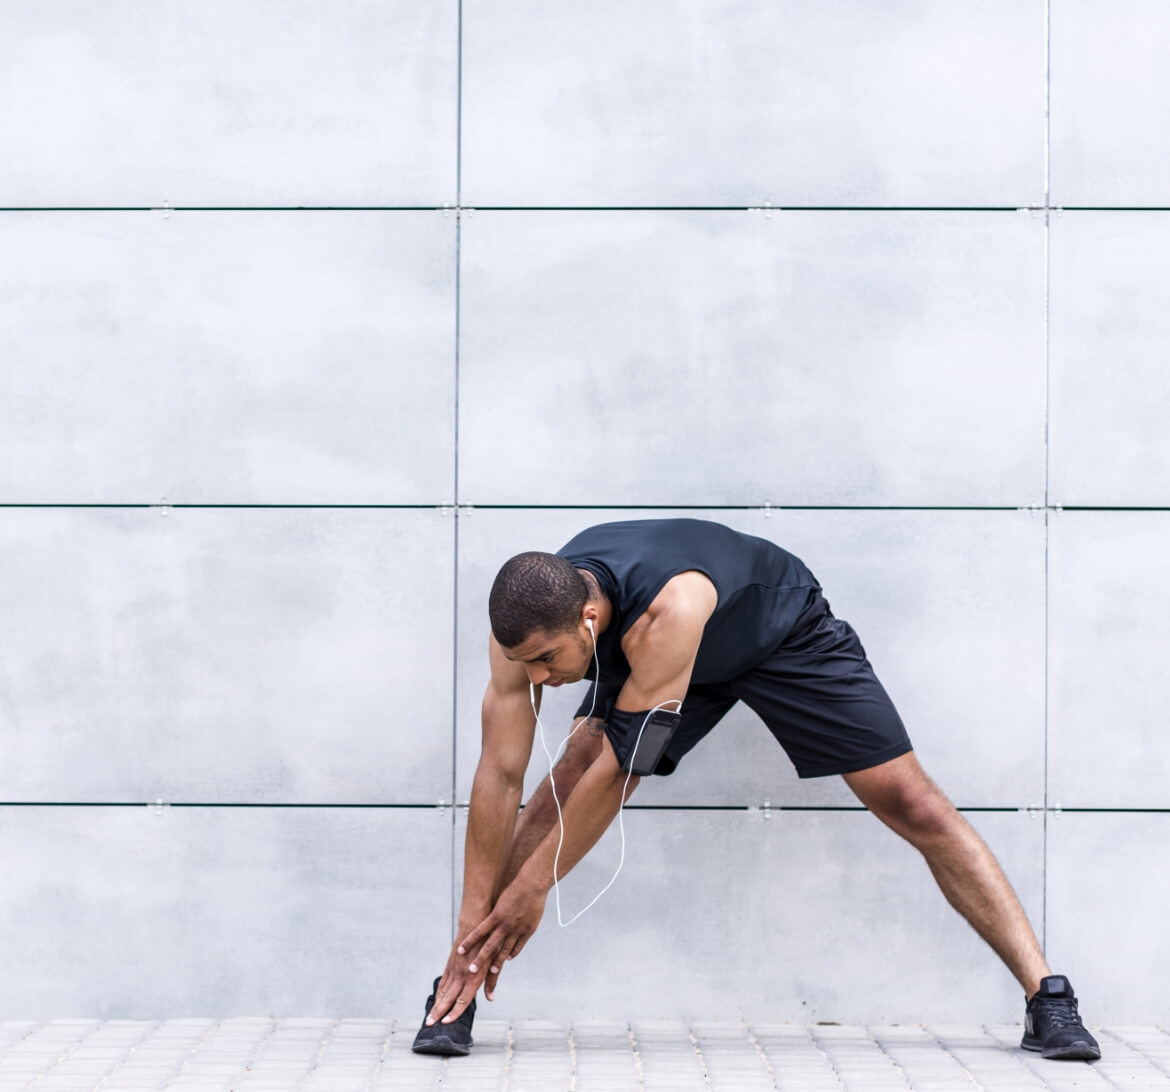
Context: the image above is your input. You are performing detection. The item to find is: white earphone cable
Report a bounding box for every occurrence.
[531,624,681,926]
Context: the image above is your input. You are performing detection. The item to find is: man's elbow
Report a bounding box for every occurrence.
[472,755,526,799]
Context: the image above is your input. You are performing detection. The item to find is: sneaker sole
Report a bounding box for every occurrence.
[1021,1037,1100,1061]
[411,1033,474,1057]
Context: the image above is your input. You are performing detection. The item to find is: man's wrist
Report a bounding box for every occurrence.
[512,860,553,899]
[456,897,493,933]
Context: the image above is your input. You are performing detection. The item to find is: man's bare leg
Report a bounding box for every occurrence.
[843,751,1050,997]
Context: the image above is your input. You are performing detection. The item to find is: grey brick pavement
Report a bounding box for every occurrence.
[1,1018,1167,1091]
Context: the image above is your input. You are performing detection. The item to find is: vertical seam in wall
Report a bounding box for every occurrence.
[1041,0,1052,952]
[450,0,464,941]
[1042,515,1050,951]
[1044,0,1052,208]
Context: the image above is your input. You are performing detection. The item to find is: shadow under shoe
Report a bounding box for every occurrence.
[1021,975,1101,1061]
[411,976,476,1056]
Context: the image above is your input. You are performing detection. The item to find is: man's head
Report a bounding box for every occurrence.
[489,552,597,686]
[489,551,589,647]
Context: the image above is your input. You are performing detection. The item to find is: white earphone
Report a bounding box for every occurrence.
[530,610,679,928]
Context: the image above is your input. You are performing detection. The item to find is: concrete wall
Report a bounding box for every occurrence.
[0,0,1166,1023]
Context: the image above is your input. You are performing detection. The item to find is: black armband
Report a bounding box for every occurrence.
[604,707,682,776]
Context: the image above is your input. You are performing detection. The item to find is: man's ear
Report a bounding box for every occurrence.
[581,604,599,632]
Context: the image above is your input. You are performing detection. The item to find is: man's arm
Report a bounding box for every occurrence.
[426,635,535,1025]
[461,638,538,919]
[457,731,637,982]
[615,569,717,711]
[452,572,719,991]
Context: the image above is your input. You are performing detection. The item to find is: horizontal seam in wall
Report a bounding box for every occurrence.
[3,205,1168,214]
[0,206,452,213]
[1055,206,1170,212]
[1,802,1164,814]
[0,503,449,510]
[450,205,1030,213]
[4,504,1169,514]
[436,503,1164,512]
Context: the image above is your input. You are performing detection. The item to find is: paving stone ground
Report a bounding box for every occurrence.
[1,1018,1167,1091]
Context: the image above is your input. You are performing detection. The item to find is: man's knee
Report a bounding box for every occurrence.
[886,782,958,843]
[845,754,959,842]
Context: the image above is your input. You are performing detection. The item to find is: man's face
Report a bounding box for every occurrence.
[503,624,593,687]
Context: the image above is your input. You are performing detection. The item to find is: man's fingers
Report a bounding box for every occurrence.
[441,992,474,1024]
[426,988,452,1025]
[428,954,493,1024]
[484,940,518,998]
[468,928,505,973]
[469,937,496,974]
[440,972,486,1024]
[427,973,467,1025]
[510,932,532,959]
[490,939,515,972]
[475,927,527,974]
[484,960,504,1000]
[456,918,492,956]
[484,945,508,984]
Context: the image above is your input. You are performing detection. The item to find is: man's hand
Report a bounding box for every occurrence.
[458,879,548,980]
[426,942,488,1027]
[426,880,546,1028]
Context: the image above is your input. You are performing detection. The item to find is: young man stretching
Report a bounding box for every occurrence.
[413,518,1099,1062]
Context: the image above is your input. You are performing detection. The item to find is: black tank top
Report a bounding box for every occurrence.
[557,519,819,685]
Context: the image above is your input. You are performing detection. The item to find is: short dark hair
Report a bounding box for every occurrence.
[489,551,589,648]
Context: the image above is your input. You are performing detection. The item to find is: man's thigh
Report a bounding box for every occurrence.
[730,599,913,778]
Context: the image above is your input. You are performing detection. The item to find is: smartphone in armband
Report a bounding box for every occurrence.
[625,708,681,776]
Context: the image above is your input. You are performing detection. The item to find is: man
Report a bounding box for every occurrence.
[412,518,1099,1061]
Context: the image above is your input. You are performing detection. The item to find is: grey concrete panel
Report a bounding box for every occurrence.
[459,211,1046,507]
[1046,812,1169,1022]
[452,808,1043,1023]
[454,508,1045,809]
[0,1,457,205]
[1050,1,1170,206]
[0,211,455,504]
[0,507,454,803]
[462,1,1045,207]
[1049,212,1170,507]
[1048,511,1170,808]
[0,805,452,1018]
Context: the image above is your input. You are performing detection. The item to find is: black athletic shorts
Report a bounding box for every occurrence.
[575,590,913,778]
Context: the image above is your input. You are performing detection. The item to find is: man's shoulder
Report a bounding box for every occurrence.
[645,570,719,620]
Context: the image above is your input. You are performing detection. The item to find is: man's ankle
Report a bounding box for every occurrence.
[1025,969,1054,999]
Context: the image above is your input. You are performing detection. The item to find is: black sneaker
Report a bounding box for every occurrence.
[1021,975,1101,1060]
[411,977,475,1056]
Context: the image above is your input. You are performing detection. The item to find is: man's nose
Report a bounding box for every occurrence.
[527,664,550,685]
